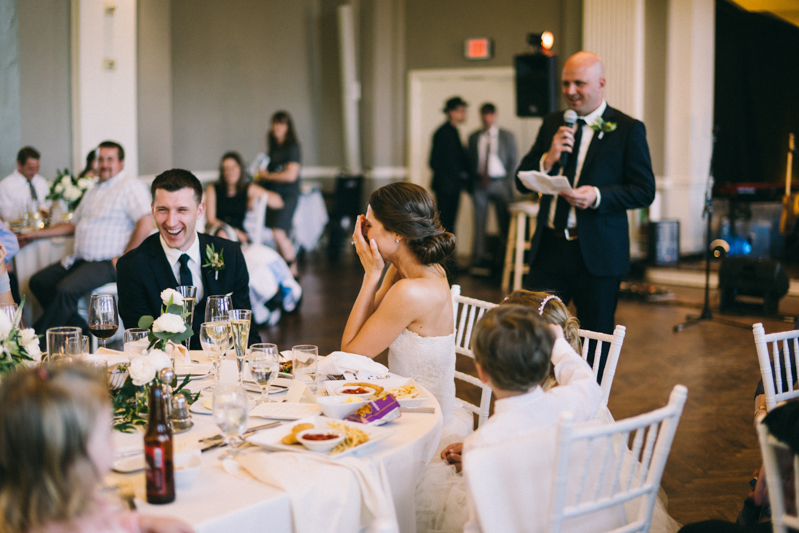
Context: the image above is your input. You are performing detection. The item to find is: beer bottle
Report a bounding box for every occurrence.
[145,383,175,504]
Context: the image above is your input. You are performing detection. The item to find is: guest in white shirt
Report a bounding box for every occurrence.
[461,304,602,533]
[21,141,153,335]
[0,146,51,222]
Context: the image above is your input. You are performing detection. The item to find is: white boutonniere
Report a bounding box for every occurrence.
[203,244,225,280]
[590,117,617,139]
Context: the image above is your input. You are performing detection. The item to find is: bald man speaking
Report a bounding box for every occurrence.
[516,51,655,373]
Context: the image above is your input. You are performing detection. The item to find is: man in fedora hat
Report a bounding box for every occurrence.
[429,96,469,235]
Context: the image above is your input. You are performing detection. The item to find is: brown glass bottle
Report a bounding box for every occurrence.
[145,383,175,504]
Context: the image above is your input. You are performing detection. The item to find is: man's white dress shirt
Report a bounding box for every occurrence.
[159,232,205,302]
[0,170,51,221]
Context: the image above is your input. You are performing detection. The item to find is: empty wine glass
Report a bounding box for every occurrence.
[200,321,230,392]
[88,294,118,349]
[213,385,248,459]
[204,295,232,322]
[249,343,279,404]
[228,309,251,386]
[0,303,18,327]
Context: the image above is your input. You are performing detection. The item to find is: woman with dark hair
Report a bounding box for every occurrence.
[205,151,282,243]
[342,182,470,437]
[255,111,301,277]
[79,149,98,178]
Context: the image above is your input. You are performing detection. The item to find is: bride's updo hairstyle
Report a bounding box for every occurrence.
[369,182,456,266]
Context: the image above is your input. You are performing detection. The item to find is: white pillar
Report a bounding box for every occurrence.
[71,0,138,177]
[662,0,715,253]
[337,4,362,175]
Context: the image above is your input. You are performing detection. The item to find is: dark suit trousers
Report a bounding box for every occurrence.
[436,190,461,235]
[525,231,620,379]
[30,259,116,335]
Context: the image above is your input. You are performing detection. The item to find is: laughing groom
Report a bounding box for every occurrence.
[117,169,260,349]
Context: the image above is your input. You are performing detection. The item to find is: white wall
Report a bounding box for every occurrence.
[72,0,138,177]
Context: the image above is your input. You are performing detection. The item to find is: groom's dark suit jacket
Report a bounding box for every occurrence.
[117,232,261,349]
[516,105,656,278]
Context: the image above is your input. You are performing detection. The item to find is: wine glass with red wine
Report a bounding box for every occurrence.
[88,294,119,349]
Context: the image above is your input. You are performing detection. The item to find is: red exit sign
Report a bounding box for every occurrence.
[464,38,493,60]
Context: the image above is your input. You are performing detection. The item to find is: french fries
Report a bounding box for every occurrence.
[387,384,419,400]
[327,421,370,454]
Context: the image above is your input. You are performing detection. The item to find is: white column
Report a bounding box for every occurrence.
[337,4,362,175]
[71,0,138,177]
[662,0,715,253]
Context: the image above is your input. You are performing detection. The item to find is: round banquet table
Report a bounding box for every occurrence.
[109,353,444,533]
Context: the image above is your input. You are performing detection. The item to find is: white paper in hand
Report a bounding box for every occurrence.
[517,170,573,195]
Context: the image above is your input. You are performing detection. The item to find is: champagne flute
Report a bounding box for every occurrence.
[228,309,252,387]
[200,321,230,392]
[177,285,197,349]
[88,294,118,349]
[213,385,248,459]
[249,344,279,404]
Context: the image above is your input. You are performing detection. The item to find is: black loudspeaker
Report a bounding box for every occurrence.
[718,257,790,315]
[515,54,558,117]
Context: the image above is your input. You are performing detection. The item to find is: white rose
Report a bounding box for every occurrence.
[147,349,172,372]
[60,175,71,186]
[20,328,37,346]
[160,288,183,306]
[0,313,11,339]
[152,313,186,334]
[64,186,81,201]
[77,177,92,190]
[129,355,156,386]
[25,340,41,362]
[54,184,64,194]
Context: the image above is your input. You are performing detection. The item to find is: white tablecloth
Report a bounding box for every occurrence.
[110,353,444,533]
[13,236,75,324]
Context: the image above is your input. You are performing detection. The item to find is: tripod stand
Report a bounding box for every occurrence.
[674,128,749,332]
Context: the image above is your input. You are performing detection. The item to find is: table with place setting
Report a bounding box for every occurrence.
[106,349,444,533]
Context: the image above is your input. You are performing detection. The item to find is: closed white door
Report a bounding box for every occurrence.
[408,67,543,259]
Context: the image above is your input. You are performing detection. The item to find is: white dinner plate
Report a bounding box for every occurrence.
[249,402,321,420]
[323,377,429,407]
[247,415,394,457]
[113,454,145,473]
[189,395,257,415]
[175,363,213,378]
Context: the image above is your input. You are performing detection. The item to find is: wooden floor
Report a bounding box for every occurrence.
[257,249,799,526]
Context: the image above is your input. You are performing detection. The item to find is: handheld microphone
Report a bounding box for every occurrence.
[560,109,578,168]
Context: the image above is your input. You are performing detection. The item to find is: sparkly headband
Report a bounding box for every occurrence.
[538,295,563,315]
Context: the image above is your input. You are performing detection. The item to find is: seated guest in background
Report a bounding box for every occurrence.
[0,225,20,303]
[205,151,283,243]
[23,141,153,335]
[79,148,98,179]
[0,146,51,222]
[117,169,260,349]
[0,364,194,533]
[461,305,602,532]
[0,243,17,306]
[255,111,302,277]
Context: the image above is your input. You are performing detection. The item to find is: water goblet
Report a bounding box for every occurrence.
[228,309,252,386]
[292,345,318,392]
[212,385,249,459]
[200,321,230,392]
[176,285,197,349]
[46,327,82,361]
[123,328,149,358]
[249,344,279,404]
[0,303,18,327]
[88,294,118,349]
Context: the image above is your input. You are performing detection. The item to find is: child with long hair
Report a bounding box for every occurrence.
[0,364,193,533]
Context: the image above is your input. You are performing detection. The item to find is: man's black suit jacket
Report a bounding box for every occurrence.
[429,121,469,196]
[117,232,261,349]
[516,105,656,278]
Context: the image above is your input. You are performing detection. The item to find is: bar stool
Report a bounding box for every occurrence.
[501,201,539,293]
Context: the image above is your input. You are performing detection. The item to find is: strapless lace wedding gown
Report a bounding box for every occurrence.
[388,329,474,533]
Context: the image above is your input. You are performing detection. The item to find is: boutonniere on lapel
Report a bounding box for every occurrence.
[589,117,617,139]
[203,244,225,280]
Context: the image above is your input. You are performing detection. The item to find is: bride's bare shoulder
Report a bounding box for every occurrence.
[389,276,449,303]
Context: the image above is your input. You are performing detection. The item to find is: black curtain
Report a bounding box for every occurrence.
[714,0,799,188]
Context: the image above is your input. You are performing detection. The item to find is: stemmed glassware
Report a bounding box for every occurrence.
[228,309,252,386]
[200,321,230,392]
[205,295,233,353]
[0,303,18,326]
[213,385,249,459]
[249,343,279,404]
[292,345,318,392]
[88,294,118,349]
[176,286,197,349]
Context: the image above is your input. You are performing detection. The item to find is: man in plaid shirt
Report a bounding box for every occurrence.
[20,141,154,335]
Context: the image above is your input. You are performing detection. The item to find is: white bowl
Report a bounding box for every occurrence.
[334,384,375,400]
[173,449,201,488]
[317,395,365,419]
[296,428,345,453]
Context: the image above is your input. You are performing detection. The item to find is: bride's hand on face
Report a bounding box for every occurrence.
[353,215,385,277]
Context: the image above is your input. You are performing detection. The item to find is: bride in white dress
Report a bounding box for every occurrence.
[340,183,470,435]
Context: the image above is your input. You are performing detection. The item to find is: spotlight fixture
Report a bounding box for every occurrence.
[526,31,554,54]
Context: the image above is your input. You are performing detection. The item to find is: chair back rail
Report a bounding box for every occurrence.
[753,323,799,411]
[578,326,626,405]
[757,412,799,533]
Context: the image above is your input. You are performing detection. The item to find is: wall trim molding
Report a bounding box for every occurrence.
[138,166,408,184]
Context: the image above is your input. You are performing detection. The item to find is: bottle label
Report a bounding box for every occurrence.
[145,445,167,495]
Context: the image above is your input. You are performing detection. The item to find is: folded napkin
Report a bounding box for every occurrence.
[319,352,389,377]
[236,451,398,533]
[167,342,192,364]
[93,347,130,367]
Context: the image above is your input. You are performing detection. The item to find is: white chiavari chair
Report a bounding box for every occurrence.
[753,323,799,411]
[756,410,799,533]
[578,325,626,406]
[451,284,498,428]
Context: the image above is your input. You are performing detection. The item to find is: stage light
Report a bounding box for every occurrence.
[526,31,554,54]
[541,31,554,51]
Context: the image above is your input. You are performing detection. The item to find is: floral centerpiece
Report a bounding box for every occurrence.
[113,289,197,431]
[46,169,96,212]
[0,297,42,375]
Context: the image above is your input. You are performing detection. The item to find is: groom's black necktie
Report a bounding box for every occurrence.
[178,254,193,287]
[553,119,585,231]
[28,181,38,202]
